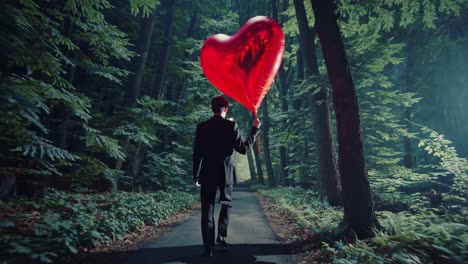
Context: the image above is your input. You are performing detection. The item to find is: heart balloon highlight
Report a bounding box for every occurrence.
[200,16,285,116]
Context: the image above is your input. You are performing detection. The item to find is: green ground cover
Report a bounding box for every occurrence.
[260,187,467,264]
[0,190,198,263]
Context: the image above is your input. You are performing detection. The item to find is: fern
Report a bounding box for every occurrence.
[129,0,160,17]
[13,133,79,162]
[83,125,126,160]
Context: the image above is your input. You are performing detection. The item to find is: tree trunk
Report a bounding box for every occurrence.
[293,46,304,110]
[235,0,252,25]
[127,141,147,191]
[0,173,15,198]
[278,65,291,186]
[253,144,265,185]
[277,64,292,186]
[129,0,180,193]
[300,140,313,189]
[152,0,176,99]
[186,8,198,37]
[279,147,289,185]
[271,0,278,21]
[113,10,157,191]
[244,112,258,182]
[128,0,176,190]
[294,0,341,205]
[247,148,257,181]
[261,95,276,187]
[174,8,200,105]
[273,0,291,186]
[125,10,157,107]
[310,0,380,238]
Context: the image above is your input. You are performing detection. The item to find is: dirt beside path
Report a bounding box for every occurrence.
[255,192,329,264]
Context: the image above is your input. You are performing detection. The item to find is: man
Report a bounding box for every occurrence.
[193,96,261,257]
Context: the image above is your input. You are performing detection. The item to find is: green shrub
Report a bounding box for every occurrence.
[372,191,415,212]
[260,187,343,232]
[259,187,468,264]
[0,190,198,263]
[324,212,468,264]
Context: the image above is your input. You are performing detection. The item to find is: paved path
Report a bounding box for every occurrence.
[123,188,295,264]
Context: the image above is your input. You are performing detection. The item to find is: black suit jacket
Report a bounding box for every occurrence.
[193,115,260,186]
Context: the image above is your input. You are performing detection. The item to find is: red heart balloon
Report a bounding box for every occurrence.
[200,16,285,116]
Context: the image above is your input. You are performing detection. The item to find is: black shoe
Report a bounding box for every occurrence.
[216,236,228,247]
[202,247,213,257]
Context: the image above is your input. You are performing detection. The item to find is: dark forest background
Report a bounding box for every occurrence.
[0,0,467,263]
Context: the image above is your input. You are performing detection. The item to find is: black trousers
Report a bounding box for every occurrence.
[200,183,233,249]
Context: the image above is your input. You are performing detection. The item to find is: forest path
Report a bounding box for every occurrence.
[122,188,295,264]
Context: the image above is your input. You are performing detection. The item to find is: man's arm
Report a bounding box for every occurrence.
[233,118,261,155]
[193,124,203,183]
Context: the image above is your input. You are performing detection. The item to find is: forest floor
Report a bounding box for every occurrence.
[255,192,329,264]
[61,202,201,264]
[45,187,340,264]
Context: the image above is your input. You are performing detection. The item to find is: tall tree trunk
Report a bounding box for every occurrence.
[300,140,313,189]
[277,66,291,186]
[113,142,128,192]
[235,0,255,26]
[310,0,380,238]
[253,144,265,185]
[277,64,292,186]
[292,46,304,110]
[271,0,278,21]
[261,95,276,187]
[175,8,199,108]
[114,10,157,191]
[0,172,15,198]
[127,141,147,191]
[279,147,289,185]
[294,0,341,205]
[244,112,258,182]
[128,0,177,190]
[152,0,176,99]
[186,8,198,37]
[125,10,157,107]
[247,148,257,181]
[273,0,291,186]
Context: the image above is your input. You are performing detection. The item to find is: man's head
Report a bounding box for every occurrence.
[211,96,229,117]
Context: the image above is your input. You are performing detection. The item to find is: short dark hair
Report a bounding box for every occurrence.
[211,96,229,113]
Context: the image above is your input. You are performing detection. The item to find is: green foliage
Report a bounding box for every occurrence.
[339,0,466,30]
[261,187,468,264]
[276,106,318,186]
[129,0,160,17]
[83,125,126,160]
[415,125,468,200]
[260,187,343,232]
[337,14,427,194]
[324,210,468,264]
[283,0,315,37]
[142,152,190,191]
[0,190,198,263]
[0,0,134,190]
[14,135,80,162]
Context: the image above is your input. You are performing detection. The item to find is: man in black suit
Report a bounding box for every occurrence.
[193,96,261,256]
